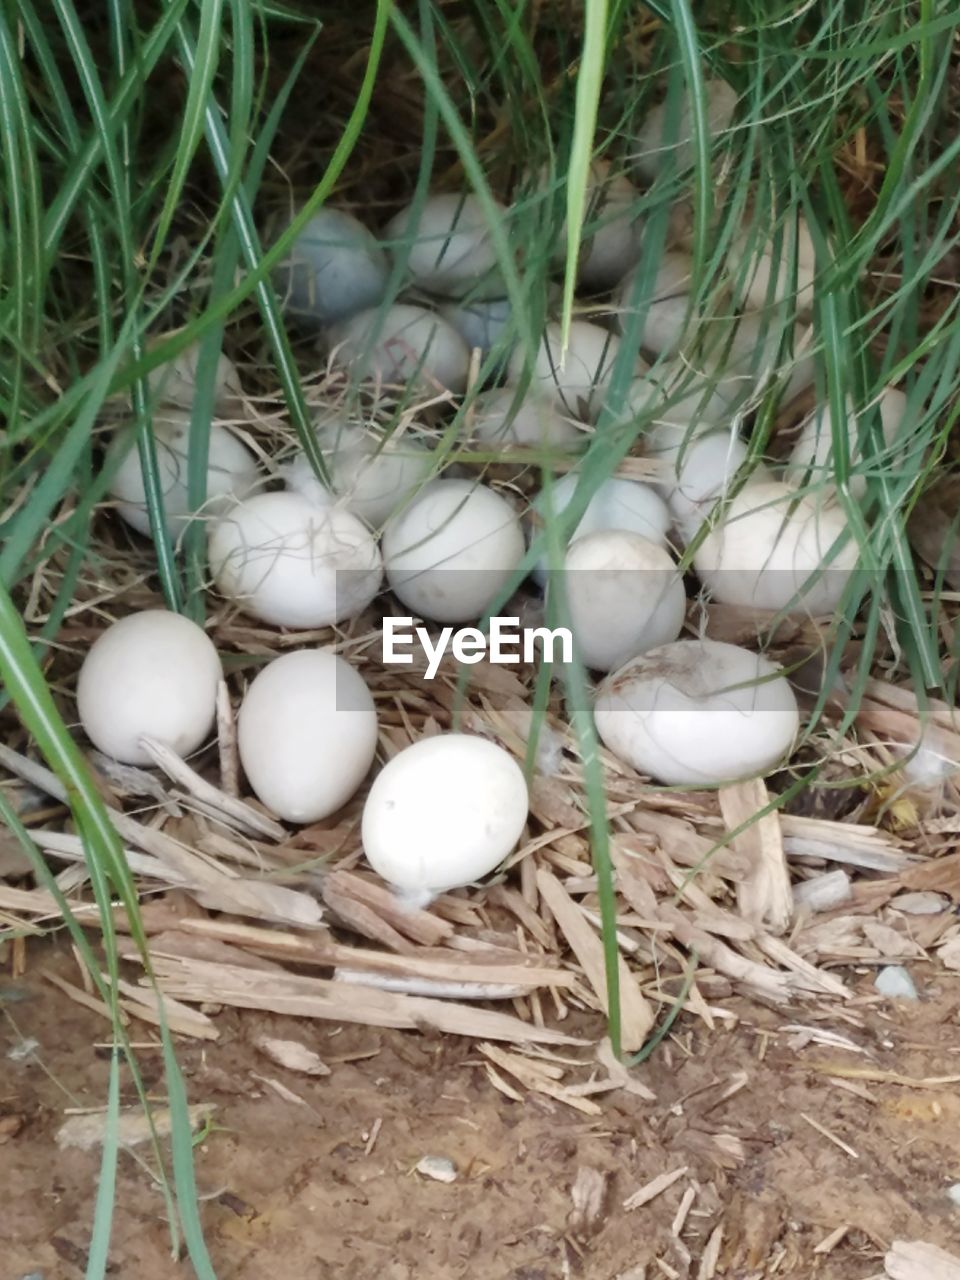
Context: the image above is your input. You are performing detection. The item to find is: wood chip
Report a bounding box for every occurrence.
[536,867,653,1050]
[885,1240,960,1280]
[150,954,586,1046]
[800,1111,859,1159]
[569,1167,610,1238]
[254,1036,330,1076]
[478,1042,602,1115]
[623,1165,688,1211]
[139,737,284,840]
[720,780,792,934]
[56,1103,215,1151]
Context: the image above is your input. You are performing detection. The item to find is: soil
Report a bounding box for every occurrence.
[3,943,960,1279]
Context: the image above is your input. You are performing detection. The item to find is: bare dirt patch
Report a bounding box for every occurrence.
[3,941,960,1279]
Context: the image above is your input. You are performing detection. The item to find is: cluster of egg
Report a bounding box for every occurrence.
[83,79,900,898]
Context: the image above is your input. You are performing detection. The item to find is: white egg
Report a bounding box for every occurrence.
[556,531,686,671]
[361,733,528,901]
[328,303,471,394]
[633,78,739,182]
[693,479,858,614]
[572,159,645,293]
[623,371,728,433]
[106,407,261,540]
[689,311,815,410]
[76,610,221,766]
[273,207,388,327]
[469,387,585,450]
[613,253,697,356]
[237,649,377,824]
[209,491,383,628]
[438,296,515,368]
[595,638,799,786]
[784,387,907,499]
[646,425,768,539]
[146,337,243,413]
[529,472,671,586]
[508,319,630,420]
[382,478,525,624]
[731,214,817,315]
[385,192,507,298]
[285,418,435,528]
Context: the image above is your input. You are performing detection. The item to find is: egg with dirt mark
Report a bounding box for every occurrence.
[594,638,799,785]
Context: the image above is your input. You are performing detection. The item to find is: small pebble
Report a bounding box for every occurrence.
[948,1183,960,1208]
[7,1037,39,1061]
[892,891,949,915]
[414,1155,458,1183]
[875,965,919,1001]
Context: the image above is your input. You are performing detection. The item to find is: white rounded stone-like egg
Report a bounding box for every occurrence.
[594,638,799,785]
[784,387,907,499]
[731,214,817,315]
[273,207,389,327]
[613,253,696,357]
[361,733,529,902]
[574,159,645,293]
[633,78,739,183]
[529,472,671,586]
[76,610,221,766]
[285,418,435,528]
[106,408,261,540]
[146,338,243,413]
[385,192,507,298]
[208,490,383,628]
[623,371,728,433]
[557,531,686,671]
[382,479,525,624]
[692,479,858,614]
[237,649,378,824]
[507,319,630,421]
[469,387,585,451]
[646,425,766,540]
[328,303,471,394]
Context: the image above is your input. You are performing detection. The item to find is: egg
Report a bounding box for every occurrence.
[613,253,697,356]
[529,472,671,586]
[508,319,630,420]
[328,303,471,394]
[731,214,816,315]
[361,734,528,902]
[438,296,515,372]
[469,387,585,451]
[382,478,525,623]
[647,425,767,539]
[623,370,728,433]
[209,491,383,628]
[273,207,389,327]
[784,387,907,499]
[106,407,261,540]
[595,638,799,785]
[567,159,645,293]
[385,192,507,298]
[146,337,243,413]
[285,417,435,528]
[237,649,377,823]
[633,78,739,182]
[76,610,221,766]
[556,531,686,671]
[688,311,815,410]
[693,479,858,614]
